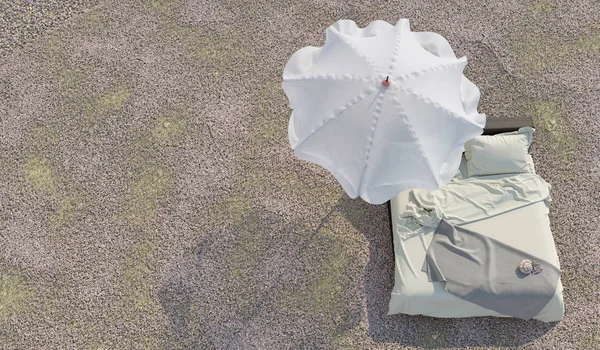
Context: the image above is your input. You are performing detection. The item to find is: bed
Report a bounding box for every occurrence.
[387,118,564,322]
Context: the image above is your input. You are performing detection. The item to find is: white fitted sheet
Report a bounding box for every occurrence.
[388,176,564,322]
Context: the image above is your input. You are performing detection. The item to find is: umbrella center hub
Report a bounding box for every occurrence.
[382,76,391,87]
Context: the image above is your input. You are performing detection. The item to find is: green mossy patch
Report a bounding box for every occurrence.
[44,24,130,117]
[29,125,61,151]
[212,168,271,225]
[527,99,578,161]
[489,325,519,348]
[60,68,87,97]
[244,78,288,152]
[56,66,91,116]
[140,0,176,18]
[278,217,354,336]
[513,24,600,75]
[191,37,240,76]
[332,333,361,350]
[90,345,109,350]
[168,26,248,79]
[515,36,560,74]
[282,170,344,210]
[530,100,565,137]
[152,116,187,143]
[88,84,131,116]
[49,193,84,230]
[120,110,187,226]
[23,152,84,233]
[236,73,345,210]
[122,242,159,314]
[579,327,600,350]
[222,213,273,318]
[411,322,449,349]
[83,7,114,35]
[215,190,255,226]
[23,123,84,234]
[529,0,556,14]
[44,35,66,66]
[521,98,582,183]
[139,0,249,75]
[227,213,268,279]
[122,164,173,226]
[293,254,348,313]
[25,156,59,194]
[162,298,211,349]
[572,24,600,55]
[132,107,190,151]
[0,270,30,321]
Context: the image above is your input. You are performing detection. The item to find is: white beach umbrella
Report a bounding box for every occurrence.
[283,18,486,204]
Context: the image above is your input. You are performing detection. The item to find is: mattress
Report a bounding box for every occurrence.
[388,168,564,322]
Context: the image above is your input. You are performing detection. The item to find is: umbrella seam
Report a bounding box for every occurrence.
[395,57,468,82]
[389,92,442,187]
[356,22,405,197]
[283,74,374,82]
[387,16,406,76]
[332,29,385,78]
[291,87,379,150]
[395,85,485,129]
[356,90,386,196]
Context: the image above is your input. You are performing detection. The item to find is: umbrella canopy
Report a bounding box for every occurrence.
[282,19,486,204]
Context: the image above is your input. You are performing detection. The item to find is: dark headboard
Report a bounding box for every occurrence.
[482,116,534,135]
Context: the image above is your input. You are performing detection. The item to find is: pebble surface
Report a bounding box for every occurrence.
[0,0,98,58]
[0,0,598,349]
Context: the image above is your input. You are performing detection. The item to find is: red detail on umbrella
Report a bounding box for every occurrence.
[382,76,391,87]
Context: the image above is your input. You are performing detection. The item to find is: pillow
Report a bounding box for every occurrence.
[526,154,536,174]
[464,127,535,177]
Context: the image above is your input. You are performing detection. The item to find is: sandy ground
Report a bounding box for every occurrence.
[0,0,599,349]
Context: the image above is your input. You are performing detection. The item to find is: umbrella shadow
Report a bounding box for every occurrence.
[337,195,558,348]
[157,207,363,348]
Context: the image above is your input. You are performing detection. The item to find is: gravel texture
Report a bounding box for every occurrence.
[0,0,98,58]
[0,0,599,349]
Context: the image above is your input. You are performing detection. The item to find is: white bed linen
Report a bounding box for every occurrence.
[388,175,564,322]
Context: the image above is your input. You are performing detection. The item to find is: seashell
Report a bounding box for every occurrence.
[531,260,544,275]
[519,259,533,275]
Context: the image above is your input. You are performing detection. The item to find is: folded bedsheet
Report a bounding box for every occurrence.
[423,219,561,320]
[402,172,551,228]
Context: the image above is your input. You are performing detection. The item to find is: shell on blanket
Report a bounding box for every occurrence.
[519,259,533,275]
